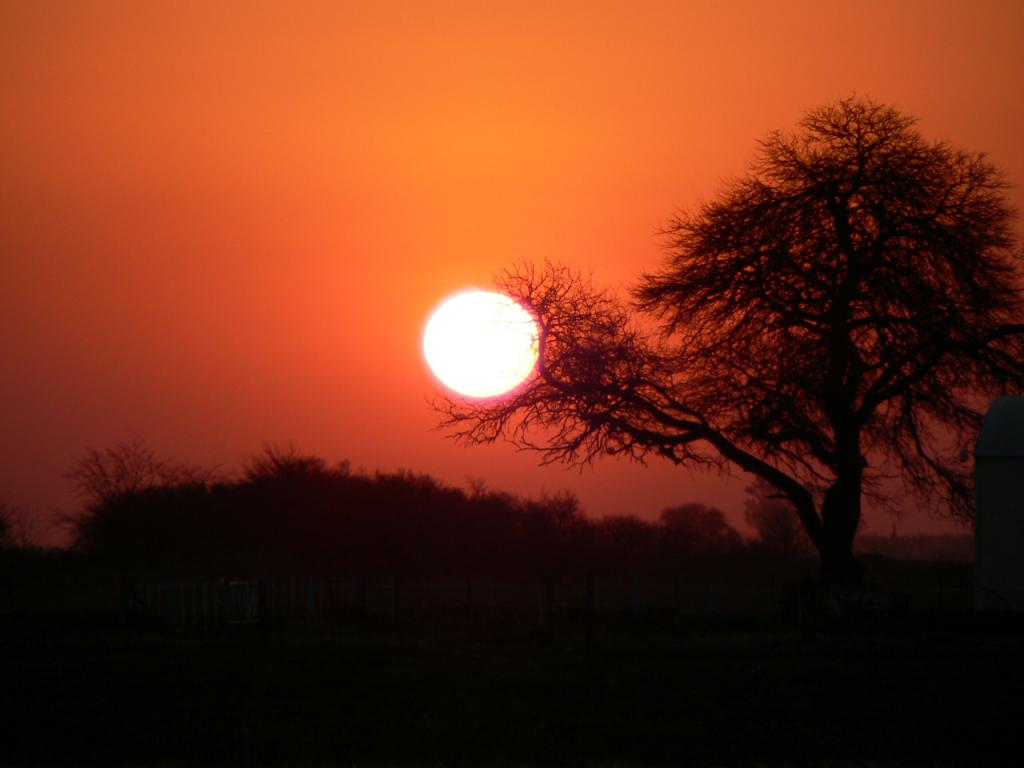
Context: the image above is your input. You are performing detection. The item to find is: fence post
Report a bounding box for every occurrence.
[355,576,366,617]
[543,576,554,637]
[585,572,595,646]
[393,575,401,626]
[307,576,317,626]
[176,582,184,630]
[118,576,130,632]
[219,578,228,629]
[201,582,210,631]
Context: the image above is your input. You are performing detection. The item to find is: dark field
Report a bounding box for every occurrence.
[3,617,1024,767]
[1,550,1017,766]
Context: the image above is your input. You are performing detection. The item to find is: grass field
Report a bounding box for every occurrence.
[3,618,1023,766]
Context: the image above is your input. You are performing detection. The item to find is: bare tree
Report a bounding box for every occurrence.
[243,444,330,483]
[743,478,812,557]
[0,499,37,549]
[0,500,15,548]
[437,98,1024,584]
[68,436,214,507]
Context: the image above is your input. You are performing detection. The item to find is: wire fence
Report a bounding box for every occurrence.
[0,554,979,635]
[113,574,975,633]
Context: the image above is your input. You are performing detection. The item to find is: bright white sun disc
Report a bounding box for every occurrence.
[424,290,539,398]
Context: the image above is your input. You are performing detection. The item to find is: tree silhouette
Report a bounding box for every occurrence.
[0,500,15,548]
[743,478,812,558]
[660,503,743,556]
[437,98,1024,584]
[68,441,758,582]
[68,435,213,506]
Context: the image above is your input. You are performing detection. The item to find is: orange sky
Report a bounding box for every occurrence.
[2,0,1023,544]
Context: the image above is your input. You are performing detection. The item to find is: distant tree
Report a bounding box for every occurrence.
[0,499,38,549]
[743,478,812,557]
[521,490,588,576]
[0,500,15,548]
[68,446,607,580]
[593,515,660,576]
[856,531,974,562]
[68,441,837,582]
[68,436,213,506]
[660,503,743,556]
[438,98,1024,584]
[67,438,221,565]
[243,444,349,484]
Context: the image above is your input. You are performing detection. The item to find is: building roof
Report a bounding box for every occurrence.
[976,397,1024,458]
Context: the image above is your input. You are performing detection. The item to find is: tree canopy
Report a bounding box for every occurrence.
[437,98,1024,583]
[69,445,746,579]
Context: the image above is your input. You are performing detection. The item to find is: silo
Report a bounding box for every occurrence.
[975,396,1024,611]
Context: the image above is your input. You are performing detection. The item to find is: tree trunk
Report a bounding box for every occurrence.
[818,467,865,586]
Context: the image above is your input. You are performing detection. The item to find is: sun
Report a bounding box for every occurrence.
[423,290,539,398]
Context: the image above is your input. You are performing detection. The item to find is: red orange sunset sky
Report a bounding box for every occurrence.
[2,1,1023,544]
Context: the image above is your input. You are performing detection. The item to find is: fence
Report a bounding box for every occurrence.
[122,576,786,630]
[121,574,975,633]
[0,557,976,633]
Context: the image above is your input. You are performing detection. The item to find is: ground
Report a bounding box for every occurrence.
[3,619,1022,766]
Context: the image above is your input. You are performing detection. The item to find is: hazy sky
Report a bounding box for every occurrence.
[2,0,1022,544]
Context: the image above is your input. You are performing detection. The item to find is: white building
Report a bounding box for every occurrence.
[975,396,1024,611]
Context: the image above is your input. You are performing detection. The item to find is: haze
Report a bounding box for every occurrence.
[2,1,1022,544]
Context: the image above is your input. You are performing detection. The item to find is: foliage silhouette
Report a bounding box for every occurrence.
[68,435,215,506]
[661,503,744,556]
[68,446,745,580]
[0,500,14,548]
[0,498,37,549]
[743,478,813,557]
[437,97,1024,584]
